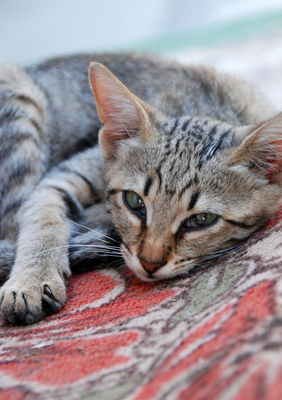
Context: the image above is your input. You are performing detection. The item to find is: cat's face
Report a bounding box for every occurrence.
[89,62,282,281]
[105,116,281,280]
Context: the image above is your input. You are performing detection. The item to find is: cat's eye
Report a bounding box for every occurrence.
[123,191,146,218]
[183,213,218,230]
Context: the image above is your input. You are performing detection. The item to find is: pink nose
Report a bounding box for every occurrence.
[138,258,165,274]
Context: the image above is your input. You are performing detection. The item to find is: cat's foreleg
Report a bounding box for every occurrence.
[0,147,106,324]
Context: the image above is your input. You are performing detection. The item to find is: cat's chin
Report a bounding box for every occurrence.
[123,258,156,281]
[122,254,175,281]
[127,265,184,282]
[121,249,159,281]
[121,245,187,281]
[132,271,159,282]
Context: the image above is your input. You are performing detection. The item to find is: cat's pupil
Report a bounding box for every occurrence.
[123,191,146,218]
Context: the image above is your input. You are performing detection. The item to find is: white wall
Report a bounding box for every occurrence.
[0,0,282,65]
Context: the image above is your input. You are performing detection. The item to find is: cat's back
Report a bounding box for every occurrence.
[23,52,274,165]
[27,52,274,127]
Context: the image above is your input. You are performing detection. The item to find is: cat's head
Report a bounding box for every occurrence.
[89,62,282,281]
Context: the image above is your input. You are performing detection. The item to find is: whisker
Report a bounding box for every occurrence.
[69,244,120,250]
[65,218,120,244]
[65,218,94,232]
[174,240,246,275]
[107,259,125,268]
[24,241,121,261]
[115,262,128,272]
[70,248,121,255]
[201,241,246,262]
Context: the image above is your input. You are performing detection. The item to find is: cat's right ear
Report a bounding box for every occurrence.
[89,62,154,159]
[229,112,282,184]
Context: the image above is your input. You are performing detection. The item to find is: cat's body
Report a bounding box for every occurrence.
[0,52,281,324]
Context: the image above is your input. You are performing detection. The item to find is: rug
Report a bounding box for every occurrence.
[1,203,282,400]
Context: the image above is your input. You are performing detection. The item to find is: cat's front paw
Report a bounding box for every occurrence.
[0,273,67,324]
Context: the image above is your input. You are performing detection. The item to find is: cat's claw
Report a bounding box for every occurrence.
[0,276,66,324]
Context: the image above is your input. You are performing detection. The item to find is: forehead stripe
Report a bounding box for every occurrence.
[168,118,179,136]
[181,118,192,131]
[143,176,153,197]
[179,179,192,197]
[188,191,199,210]
[155,166,163,187]
[199,129,232,168]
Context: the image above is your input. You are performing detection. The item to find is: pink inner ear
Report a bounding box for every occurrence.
[90,67,141,126]
[99,122,134,150]
[89,62,148,158]
[94,85,117,126]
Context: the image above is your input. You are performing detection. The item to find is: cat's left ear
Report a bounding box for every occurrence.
[229,112,282,184]
[89,62,155,159]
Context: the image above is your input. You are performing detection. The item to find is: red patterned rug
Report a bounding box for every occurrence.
[1,208,282,400]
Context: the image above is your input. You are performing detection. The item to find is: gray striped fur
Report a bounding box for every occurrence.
[0,52,280,324]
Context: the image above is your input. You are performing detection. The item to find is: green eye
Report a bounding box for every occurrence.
[183,213,218,230]
[123,191,146,218]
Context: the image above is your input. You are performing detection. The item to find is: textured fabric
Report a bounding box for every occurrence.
[1,206,282,400]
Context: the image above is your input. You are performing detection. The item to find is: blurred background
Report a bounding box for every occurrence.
[1,0,282,109]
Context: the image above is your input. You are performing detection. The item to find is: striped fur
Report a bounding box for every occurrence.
[0,53,281,324]
[0,63,49,240]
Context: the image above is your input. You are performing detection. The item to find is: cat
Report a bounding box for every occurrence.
[0,52,281,325]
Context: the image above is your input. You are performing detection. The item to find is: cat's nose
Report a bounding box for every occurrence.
[138,257,165,274]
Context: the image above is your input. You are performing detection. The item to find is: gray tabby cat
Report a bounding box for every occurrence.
[0,53,280,324]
